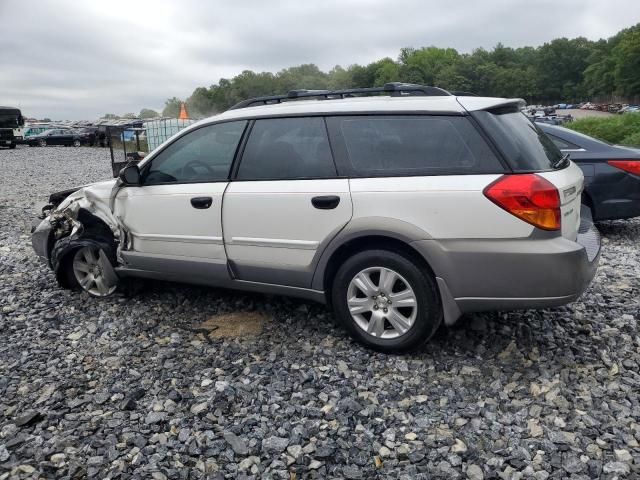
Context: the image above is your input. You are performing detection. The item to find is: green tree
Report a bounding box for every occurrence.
[163,23,640,111]
[139,108,159,119]
[612,29,640,97]
[162,97,182,117]
[398,47,460,86]
[535,37,594,101]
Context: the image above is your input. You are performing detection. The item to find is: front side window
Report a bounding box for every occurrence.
[236,117,336,180]
[144,121,246,184]
[328,115,503,176]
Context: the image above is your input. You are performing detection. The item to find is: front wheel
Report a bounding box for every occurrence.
[9,143,16,149]
[68,246,118,297]
[38,139,47,147]
[73,139,81,147]
[331,249,442,353]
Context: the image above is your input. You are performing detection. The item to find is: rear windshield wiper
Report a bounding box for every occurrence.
[552,153,570,169]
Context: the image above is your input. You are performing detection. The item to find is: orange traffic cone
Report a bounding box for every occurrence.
[178,102,189,120]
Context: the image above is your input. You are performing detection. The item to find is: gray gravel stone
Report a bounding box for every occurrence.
[261,436,288,453]
[224,431,248,455]
[2,146,640,478]
[0,445,9,462]
[466,464,484,480]
[603,461,631,475]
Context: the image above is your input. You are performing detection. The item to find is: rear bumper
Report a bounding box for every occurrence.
[588,168,640,221]
[595,198,640,221]
[412,211,601,324]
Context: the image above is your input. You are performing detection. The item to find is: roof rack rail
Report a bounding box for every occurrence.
[228,82,453,110]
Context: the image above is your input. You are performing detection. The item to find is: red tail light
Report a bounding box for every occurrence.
[484,174,561,231]
[607,160,640,176]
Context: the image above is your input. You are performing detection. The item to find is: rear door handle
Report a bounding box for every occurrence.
[191,196,213,209]
[311,195,340,210]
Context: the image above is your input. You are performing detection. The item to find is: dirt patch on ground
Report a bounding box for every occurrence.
[195,311,268,338]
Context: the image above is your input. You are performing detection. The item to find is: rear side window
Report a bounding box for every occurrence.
[473,109,563,171]
[327,115,503,176]
[237,117,336,180]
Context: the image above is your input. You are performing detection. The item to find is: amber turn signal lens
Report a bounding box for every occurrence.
[484,174,561,231]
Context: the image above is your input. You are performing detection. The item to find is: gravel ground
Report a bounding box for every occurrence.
[1,145,639,479]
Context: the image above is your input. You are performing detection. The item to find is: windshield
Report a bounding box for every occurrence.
[473,108,563,171]
[0,113,20,129]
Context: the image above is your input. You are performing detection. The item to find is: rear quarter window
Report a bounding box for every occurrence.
[327,115,504,176]
[472,108,563,171]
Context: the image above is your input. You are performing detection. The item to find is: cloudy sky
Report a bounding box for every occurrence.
[1,0,638,119]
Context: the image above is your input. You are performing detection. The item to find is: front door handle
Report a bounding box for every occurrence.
[190,196,213,209]
[311,195,340,210]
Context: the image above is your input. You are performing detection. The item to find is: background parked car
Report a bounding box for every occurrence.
[26,128,85,147]
[538,123,640,221]
[74,127,98,146]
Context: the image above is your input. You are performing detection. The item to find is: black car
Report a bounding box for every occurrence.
[27,128,84,147]
[75,127,98,146]
[538,123,640,221]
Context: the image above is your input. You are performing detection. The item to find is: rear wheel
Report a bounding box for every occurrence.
[9,143,16,149]
[331,249,442,353]
[38,139,47,147]
[73,139,81,147]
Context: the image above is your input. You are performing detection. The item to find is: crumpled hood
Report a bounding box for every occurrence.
[52,178,122,244]
[57,179,118,210]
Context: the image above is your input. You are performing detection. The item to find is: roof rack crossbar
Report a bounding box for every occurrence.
[229,83,453,110]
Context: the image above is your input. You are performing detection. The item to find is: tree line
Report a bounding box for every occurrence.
[160,24,640,118]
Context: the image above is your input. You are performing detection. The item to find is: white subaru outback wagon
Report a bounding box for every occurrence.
[32,83,600,352]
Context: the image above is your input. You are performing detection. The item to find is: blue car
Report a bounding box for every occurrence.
[538,123,640,221]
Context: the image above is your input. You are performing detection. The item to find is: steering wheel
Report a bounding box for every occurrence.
[178,159,215,180]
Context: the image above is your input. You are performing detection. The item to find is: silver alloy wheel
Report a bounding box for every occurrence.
[39,139,46,147]
[73,139,81,147]
[346,266,418,339]
[72,246,117,296]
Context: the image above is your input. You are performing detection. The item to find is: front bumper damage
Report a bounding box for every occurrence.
[31,183,126,289]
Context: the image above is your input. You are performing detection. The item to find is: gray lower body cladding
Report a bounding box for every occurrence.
[32,210,600,325]
[414,215,601,324]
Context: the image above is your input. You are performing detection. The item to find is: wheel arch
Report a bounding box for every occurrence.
[50,209,119,287]
[312,217,434,298]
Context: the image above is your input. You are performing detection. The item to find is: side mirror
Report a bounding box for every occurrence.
[119,163,141,186]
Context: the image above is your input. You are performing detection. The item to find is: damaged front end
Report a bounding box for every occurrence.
[31,181,127,295]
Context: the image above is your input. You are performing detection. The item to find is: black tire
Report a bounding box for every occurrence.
[38,139,46,147]
[331,249,442,353]
[52,238,118,297]
[9,143,16,149]
[73,139,81,147]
